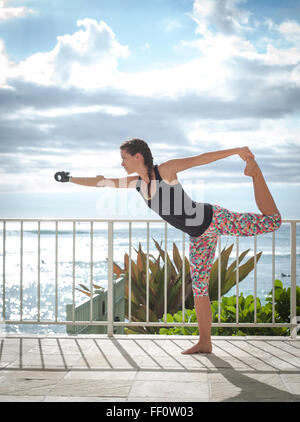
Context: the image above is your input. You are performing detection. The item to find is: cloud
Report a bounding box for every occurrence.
[1,75,300,160]
[191,0,252,36]
[0,39,15,86]
[274,19,300,44]
[189,1,300,70]
[164,18,183,32]
[249,18,300,67]
[0,0,35,21]
[9,18,129,88]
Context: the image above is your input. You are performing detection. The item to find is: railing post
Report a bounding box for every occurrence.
[2,221,6,322]
[107,221,114,337]
[218,236,221,324]
[236,236,239,324]
[128,222,132,323]
[20,221,23,322]
[146,222,150,323]
[182,232,186,323]
[164,223,168,323]
[290,222,297,339]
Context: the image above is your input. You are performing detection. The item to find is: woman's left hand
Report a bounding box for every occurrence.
[238,146,255,161]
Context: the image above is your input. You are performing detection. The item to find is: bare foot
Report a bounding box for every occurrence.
[181,342,212,354]
[244,158,259,177]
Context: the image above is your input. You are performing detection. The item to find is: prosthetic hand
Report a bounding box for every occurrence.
[54,171,71,182]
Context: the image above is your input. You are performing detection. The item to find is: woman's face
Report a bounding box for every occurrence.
[120,149,138,174]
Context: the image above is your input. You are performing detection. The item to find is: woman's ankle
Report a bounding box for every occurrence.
[244,158,260,177]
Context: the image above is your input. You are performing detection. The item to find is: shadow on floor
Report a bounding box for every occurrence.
[205,353,300,402]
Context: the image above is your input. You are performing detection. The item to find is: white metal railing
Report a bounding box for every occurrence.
[0,218,299,338]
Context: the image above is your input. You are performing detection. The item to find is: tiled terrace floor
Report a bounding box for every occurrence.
[0,334,300,402]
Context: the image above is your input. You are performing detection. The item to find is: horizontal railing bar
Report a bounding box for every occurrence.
[0,218,299,223]
[2,320,110,326]
[3,320,297,328]
[114,322,298,328]
[0,218,165,223]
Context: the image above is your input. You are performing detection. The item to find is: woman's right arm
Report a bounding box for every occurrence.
[161,147,254,174]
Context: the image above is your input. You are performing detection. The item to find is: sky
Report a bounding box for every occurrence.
[0,0,300,219]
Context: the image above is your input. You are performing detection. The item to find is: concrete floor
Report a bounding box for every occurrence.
[0,334,300,402]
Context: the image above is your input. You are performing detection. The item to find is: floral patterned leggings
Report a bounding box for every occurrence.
[189,204,282,297]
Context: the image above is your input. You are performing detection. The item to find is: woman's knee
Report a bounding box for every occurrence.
[273,213,282,231]
[260,212,282,234]
[192,280,209,297]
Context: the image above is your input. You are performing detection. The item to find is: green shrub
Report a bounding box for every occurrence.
[159,280,300,336]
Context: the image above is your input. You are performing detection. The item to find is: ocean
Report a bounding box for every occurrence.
[0,220,299,334]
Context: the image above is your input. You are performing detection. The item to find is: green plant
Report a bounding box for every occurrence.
[265,279,300,323]
[159,280,300,336]
[159,310,198,336]
[210,293,288,336]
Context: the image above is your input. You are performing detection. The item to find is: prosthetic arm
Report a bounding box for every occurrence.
[54,171,105,187]
[54,172,139,188]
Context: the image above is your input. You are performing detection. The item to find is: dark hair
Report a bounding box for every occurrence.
[120,138,154,198]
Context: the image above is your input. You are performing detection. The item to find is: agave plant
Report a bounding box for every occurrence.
[113,239,193,334]
[209,243,262,301]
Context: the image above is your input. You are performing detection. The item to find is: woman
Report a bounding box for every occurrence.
[55,138,281,354]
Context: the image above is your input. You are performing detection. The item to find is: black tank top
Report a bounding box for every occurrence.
[136,165,213,237]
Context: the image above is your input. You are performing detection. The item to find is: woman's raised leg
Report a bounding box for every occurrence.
[244,158,280,216]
